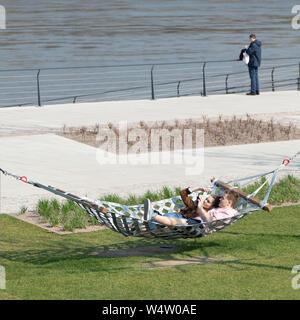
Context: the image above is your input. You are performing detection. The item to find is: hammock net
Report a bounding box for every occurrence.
[1,151,299,239]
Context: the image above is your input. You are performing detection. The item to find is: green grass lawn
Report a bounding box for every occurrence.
[0,205,300,300]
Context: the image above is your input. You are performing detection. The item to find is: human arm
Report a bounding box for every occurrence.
[239,48,246,60]
[245,42,257,56]
[189,187,210,193]
[195,197,214,223]
[180,187,210,209]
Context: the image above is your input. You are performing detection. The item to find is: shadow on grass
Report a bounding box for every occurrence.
[0,236,220,266]
[2,212,297,273]
[2,247,292,274]
[222,231,300,239]
[0,234,293,273]
[217,259,292,272]
[145,256,292,272]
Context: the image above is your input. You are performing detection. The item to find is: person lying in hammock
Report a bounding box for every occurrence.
[178,186,216,219]
[143,187,239,229]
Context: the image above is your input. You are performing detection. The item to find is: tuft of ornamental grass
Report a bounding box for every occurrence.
[100,194,124,204]
[267,175,300,204]
[49,199,61,227]
[36,198,98,231]
[99,186,180,206]
[19,206,28,215]
[241,175,300,205]
[37,199,52,222]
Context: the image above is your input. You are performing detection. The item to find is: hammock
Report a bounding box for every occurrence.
[1,151,299,239]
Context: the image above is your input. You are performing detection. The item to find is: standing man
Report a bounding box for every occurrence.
[245,34,262,95]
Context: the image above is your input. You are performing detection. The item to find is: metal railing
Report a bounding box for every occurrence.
[0,57,299,108]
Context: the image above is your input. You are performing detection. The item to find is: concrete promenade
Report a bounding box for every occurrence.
[0,91,299,213]
[0,91,300,135]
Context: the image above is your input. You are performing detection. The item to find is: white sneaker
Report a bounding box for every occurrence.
[143,199,152,221]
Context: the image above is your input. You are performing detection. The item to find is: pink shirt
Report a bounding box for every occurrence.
[192,207,238,235]
[208,207,238,221]
[193,207,238,222]
[207,207,238,234]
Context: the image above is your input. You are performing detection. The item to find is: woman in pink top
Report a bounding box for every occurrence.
[197,190,239,224]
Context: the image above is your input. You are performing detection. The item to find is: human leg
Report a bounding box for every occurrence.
[146,212,183,230]
[154,215,204,228]
[154,215,188,226]
[255,67,259,94]
[143,199,185,229]
[248,66,257,94]
[163,212,183,218]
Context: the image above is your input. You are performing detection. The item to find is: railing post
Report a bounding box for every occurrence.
[177,81,181,97]
[271,67,275,92]
[298,62,300,91]
[225,74,229,94]
[202,62,207,96]
[151,65,155,100]
[37,69,41,106]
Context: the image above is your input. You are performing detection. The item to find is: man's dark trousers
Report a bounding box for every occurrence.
[248,65,259,94]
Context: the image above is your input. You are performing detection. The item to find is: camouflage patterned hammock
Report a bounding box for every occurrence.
[0,152,299,239]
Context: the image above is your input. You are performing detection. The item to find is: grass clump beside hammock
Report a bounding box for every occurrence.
[36,199,99,231]
[100,185,182,205]
[242,174,300,205]
[34,186,181,231]
[33,175,300,232]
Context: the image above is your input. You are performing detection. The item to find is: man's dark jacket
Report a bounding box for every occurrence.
[245,39,262,67]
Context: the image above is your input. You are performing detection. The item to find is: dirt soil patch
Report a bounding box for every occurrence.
[142,256,230,268]
[12,211,107,235]
[90,245,178,257]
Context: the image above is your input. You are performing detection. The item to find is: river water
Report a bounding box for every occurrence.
[0,0,299,69]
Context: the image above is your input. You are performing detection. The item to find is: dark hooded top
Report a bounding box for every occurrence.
[246,39,262,67]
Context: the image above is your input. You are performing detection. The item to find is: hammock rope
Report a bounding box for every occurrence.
[0,151,299,239]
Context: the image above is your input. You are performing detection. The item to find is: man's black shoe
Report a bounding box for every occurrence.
[246,92,256,95]
[256,92,260,95]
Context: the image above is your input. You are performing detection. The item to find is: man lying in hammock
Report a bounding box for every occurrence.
[143,187,239,229]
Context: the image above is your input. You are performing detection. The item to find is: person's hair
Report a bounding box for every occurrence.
[225,191,239,207]
[212,195,221,208]
[249,34,256,39]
